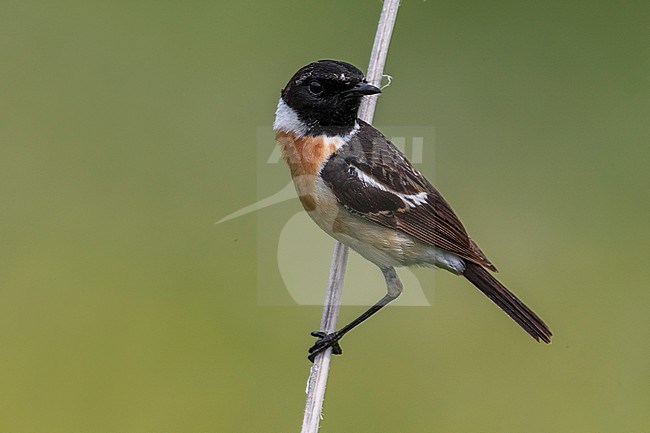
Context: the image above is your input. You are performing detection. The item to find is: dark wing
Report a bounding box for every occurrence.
[321,120,496,271]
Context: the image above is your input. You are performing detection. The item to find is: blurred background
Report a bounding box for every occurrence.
[1,1,648,432]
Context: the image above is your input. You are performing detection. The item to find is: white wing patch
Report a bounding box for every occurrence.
[400,191,428,207]
[352,166,428,209]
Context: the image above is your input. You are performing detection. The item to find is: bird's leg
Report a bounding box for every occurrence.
[308,266,403,362]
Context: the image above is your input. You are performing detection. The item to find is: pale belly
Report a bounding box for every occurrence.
[291,175,466,274]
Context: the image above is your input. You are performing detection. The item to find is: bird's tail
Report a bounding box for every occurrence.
[462,261,552,343]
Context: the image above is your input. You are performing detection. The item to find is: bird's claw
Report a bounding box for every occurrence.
[308,331,343,362]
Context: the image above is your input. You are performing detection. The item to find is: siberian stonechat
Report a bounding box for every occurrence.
[273,60,552,361]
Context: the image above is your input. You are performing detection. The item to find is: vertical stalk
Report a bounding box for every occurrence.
[300,1,401,432]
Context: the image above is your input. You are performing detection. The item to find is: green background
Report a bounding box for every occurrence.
[1,1,648,432]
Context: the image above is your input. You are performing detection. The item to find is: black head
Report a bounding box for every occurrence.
[279,60,381,136]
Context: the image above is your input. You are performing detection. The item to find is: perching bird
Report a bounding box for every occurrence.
[273,60,552,361]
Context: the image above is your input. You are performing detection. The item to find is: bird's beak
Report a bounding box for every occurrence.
[346,82,382,96]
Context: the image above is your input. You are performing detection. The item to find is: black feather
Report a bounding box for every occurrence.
[462,261,552,343]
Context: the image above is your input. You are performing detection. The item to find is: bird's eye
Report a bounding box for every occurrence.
[308,80,323,95]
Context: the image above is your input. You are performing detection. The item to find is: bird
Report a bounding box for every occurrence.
[273,60,552,361]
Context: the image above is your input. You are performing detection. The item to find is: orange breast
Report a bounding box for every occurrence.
[275,131,340,178]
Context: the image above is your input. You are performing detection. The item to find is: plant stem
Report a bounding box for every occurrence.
[300,1,401,432]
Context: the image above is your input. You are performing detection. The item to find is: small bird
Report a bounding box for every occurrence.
[273,60,552,361]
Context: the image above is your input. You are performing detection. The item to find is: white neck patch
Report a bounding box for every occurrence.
[273,98,308,137]
[273,98,360,142]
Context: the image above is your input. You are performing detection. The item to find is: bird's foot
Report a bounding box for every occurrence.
[308,331,343,362]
